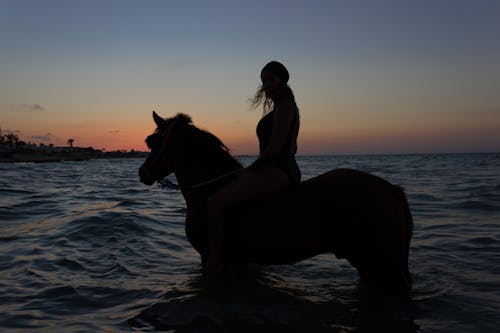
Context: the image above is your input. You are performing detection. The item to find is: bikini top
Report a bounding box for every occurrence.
[256,105,299,158]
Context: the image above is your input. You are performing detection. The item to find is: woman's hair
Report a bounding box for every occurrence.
[249,84,295,114]
[249,85,272,114]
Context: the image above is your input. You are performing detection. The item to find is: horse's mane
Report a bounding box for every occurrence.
[169,113,243,169]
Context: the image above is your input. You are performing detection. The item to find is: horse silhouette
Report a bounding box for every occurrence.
[139,112,413,294]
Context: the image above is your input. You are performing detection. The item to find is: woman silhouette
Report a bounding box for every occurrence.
[207,61,301,272]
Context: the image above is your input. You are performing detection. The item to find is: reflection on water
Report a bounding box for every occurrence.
[130,267,418,332]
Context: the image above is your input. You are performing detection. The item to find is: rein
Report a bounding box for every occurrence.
[158,177,180,190]
[158,170,238,192]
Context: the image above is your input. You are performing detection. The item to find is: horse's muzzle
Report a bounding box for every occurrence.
[139,165,155,185]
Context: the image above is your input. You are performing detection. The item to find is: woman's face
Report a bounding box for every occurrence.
[261,70,283,98]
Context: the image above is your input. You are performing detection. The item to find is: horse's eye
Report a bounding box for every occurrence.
[146,135,160,149]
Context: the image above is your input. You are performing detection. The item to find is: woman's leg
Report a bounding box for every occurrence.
[206,166,290,272]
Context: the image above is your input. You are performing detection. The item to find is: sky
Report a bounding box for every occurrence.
[1,0,499,154]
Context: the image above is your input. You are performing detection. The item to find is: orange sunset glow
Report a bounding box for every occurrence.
[1,1,499,154]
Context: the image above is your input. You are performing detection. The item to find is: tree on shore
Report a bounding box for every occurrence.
[3,133,19,148]
[67,138,74,148]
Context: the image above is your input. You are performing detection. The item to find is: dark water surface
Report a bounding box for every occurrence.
[1,154,499,332]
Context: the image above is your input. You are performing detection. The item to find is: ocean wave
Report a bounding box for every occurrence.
[86,262,135,278]
[455,200,500,212]
[466,236,499,246]
[60,211,149,242]
[0,188,34,195]
[54,258,85,271]
[0,208,26,222]
[23,286,108,313]
[112,199,141,208]
[9,199,58,209]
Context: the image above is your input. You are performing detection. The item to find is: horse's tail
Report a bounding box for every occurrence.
[393,185,413,287]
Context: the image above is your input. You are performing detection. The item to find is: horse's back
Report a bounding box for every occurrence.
[298,168,408,211]
[299,168,393,191]
[292,168,404,223]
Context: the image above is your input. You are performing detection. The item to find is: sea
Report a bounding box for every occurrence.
[0,154,499,333]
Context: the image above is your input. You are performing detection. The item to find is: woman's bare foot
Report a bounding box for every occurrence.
[206,240,225,273]
[206,203,225,273]
[206,256,225,273]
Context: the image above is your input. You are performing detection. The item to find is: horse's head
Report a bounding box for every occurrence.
[140,111,242,188]
[139,111,192,185]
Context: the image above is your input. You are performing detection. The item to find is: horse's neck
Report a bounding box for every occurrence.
[174,149,241,200]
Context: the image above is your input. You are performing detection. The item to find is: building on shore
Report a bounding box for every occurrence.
[0,142,147,163]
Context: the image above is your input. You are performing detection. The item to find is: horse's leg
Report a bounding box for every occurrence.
[356,186,412,295]
[391,185,413,287]
[206,166,290,271]
[206,206,225,273]
[201,254,208,268]
[357,263,411,295]
[355,246,411,295]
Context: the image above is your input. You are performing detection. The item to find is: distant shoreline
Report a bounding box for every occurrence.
[1,148,497,163]
[0,146,148,163]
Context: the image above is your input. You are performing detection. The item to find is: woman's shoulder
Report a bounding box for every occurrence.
[273,102,299,125]
[275,100,298,113]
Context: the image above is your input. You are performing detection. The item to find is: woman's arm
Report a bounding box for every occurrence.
[249,102,296,170]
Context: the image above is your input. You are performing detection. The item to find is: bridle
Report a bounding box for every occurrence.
[146,120,178,189]
[153,121,176,161]
[151,119,238,192]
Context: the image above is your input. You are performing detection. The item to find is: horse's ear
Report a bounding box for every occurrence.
[152,111,166,127]
[174,113,192,126]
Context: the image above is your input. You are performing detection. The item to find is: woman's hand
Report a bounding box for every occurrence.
[235,167,246,177]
